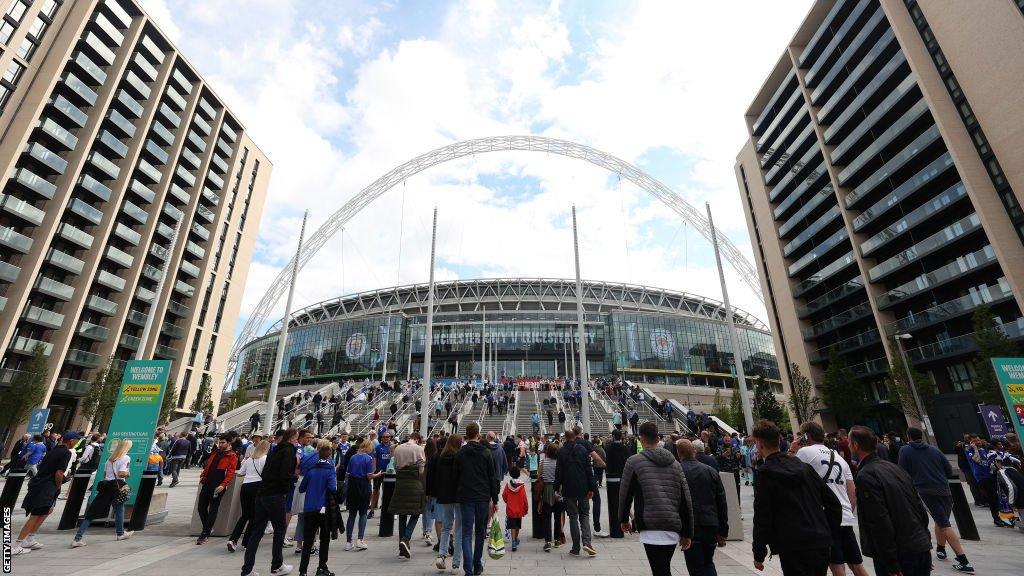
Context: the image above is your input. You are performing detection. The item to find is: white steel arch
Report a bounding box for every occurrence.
[227,135,763,383]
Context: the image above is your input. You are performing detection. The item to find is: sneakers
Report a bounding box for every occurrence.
[11,545,29,556]
[284,537,295,547]
[436,556,447,570]
[953,562,975,573]
[118,532,134,541]
[23,540,43,550]
[936,546,947,560]
[314,569,335,576]
[543,541,552,552]
[399,540,411,559]
[582,543,597,556]
[552,538,562,548]
[367,510,375,519]
[424,533,435,547]
[594,531,608,538]
[196,535,208,545]
[71,540,86,548]
[270,565,293,576]
[228,540,238,552]
[355,539,368,551]
[345,541,354,551]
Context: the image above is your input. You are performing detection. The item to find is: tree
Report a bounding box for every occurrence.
[787,362,821,425]
[80,358,121,431]
[160,382,178,425]
[971,304,1019,406]
[0,344,48,445]
[886,337,934,424]
[820,348,870,426]
[221,377,251,413]
[728,390,745,434]
[752,375,785,427]
[711,388,731,426]
[191,373,214,415]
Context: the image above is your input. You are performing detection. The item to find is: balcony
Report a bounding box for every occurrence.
[124,69,151,99]
[150,243,170,261]
[135,285,156,303]
[69,197,103,225]
[119,333,140,350]
[155,221,176,240]
[34,276,74,300]
[151,121,174,146]
[792,251,858,299]
[22,305,64,329]
[0,260,19,283]
[175,165,196,187]
[136,158,162,184]
[860,182,967,257]
[87,151,120,180]
[191,223,210,241]
[186,241,205,259]
[783,206,840,256]
[159,103,180,128]
[63,73,98,106]
[162,322,186,339]
[114,222,141,245]
[852,154,956,232]
[788,226,848,277]
[140,35,164,63]
[196,204,214,223]
[133,53,158,81]
[165,86,187,110]
[98,130,128,158]
[202,188,220,206]
[142,263,163,282]
[66,348,103,368]
[836,99,931,188]
[55,377,90,394]
[163,203,184,222]
[78,173,113,202]
[127,309,147,326]
[180,147,201,169]
[154,344,178,359]
[144,139,169,164]
[11,167,57,199]
[122,200,148,224]
[180,259,199,278]
[221,123,237,142]
[50,94,88,128]
[105,245,134,268]
[0,224,33,251]
[130,180,155,203]
[9,336,53,356]
[96,269,126,291]
[216,138,232,156]
[804,301,873,340]
[106,109,136,138]
[797,277,865,318]
[820,32,902,127]
[878,245,999,310]
[198,98,216,118]
[36,117,79,150]
[0,194,43,227]
[187,131,206,152]
[206,171,224,191]
[24,142,68,174]
[168,183,190,204]
[811,328,881,363]
[193,115,211,135]
[56,227,92,259]
[83,32,116,65]
[210,153,228,173]
[844,126,942,208]
[77,321,109,341]
[167,299,189,317]
[70,51,106,85]
[172,69,193,94]
[46,248,84,274]
[175,279,195,298]
[868,213,983,282]
[116,89,143,118]
[889,280,1014,336]
[86,294,118,316]
[849,357,888,379]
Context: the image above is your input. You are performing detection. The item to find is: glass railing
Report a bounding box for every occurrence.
[98,130,128,158]
[765,124,815,184]
[78,173,112,201]
[830,74,918,163]
[151,121,174,146]
[133,53,158,82]
[116,89,143,118]
[193,115,211,135]
[57,222,93,249]
[163,203,184,221]
[35,276,74,300]
[12,167,57,199]
[155,344,178,359]
[196,204,214,222]
[77,321,109,341]
[168,183,190,204]
[810,4,886,103]
[135,285,156,302]
[202,187,220,205]
[63,72,98,106]
[144,139,169,164]
[124,69,151,99]
[755,89,802,153]
[186,241,206,259]
[162,322,186,339]
[175,279,195,298]
[87,294,118,315]
[136,158,161,184]
[56,377,90,394]
[51,94,88,127]
[804,301,873,340]
[180,259,200,277]
[140,34,164,63]
[106,109,136,138]
[187,131,207,152]
[155,221,175,240]
[0,259,20,282]
[891,280,1013,336]
[180,147,201,168]
[191,223,210,241]
[211,153,228,173]
[142,263,162,282]
[812,328,881,362]
[167,299,189,317]
[165,86,187,110]
[805,0,875,88]
[122,200,148,224]
[105,245,134,268]
[175,165,196,187]
[93,11,125,45]
[150,243,170,260]
[83,32,116,64]
[853,154,956,229]
[207,171,224,190]
[0,193,45,225]
[844,125,942,208]
[130,179,155,203]
[784,206,841,256]
[36,117,79,150]
[88,151,120,180]
[119,333,140,350]
[172,69,193,94]
[66,348,103,368]
[869,213,982,282]
[71,51,106,85]
[836,99,930,187]
[820,32,902,127]
[22,305,64,328]
[46,248,84,274]
[772,152,825,207]
[793,251,858,299]
[127,309,147,326]
[860,182,966,257]
[0,226,33,253]
[198,98,216,118]
[879,246,993,308]
[114,222,141,245]
[797,276,864,318]
[789,227,849,277]
[10,336,53,356]
[849,357,888,378]
[67,199,102,229]
[25,142,68,174]
[97,269,126,291]
[221,123,237,142]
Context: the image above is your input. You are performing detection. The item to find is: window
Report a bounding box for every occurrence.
[945,362,974,392]
[16,34,35,59]
[2,59,23,84]
[6,0,28,22]
[0,20,14,44]
[39,0,59,20]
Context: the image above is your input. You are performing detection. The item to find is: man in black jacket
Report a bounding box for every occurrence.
[454,422,497,576]
[849,426,932,576]
[555,429,597,557]
[751,420,841,576]
[604,429,630,538]
[241,429,298,576]
[677,439,728,576]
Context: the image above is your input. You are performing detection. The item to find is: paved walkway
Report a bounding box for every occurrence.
[3,468,1021,576]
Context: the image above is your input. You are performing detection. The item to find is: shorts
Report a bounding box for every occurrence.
[920,494,953,529]
[506,517,522,530]
[829,526,863,566]
[373,476,383,491]
[26,507,53,517]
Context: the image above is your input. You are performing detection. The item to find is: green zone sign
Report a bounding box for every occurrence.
[91,360,172,505]
[990,358,1024,441]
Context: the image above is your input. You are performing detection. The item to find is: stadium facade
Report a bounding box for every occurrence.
[236,278,781,397]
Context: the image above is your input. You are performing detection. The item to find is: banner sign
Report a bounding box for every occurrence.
[91,360,171,505]
[979,404,1008,438]
[26,408,49,435]
[990,358,1024,442]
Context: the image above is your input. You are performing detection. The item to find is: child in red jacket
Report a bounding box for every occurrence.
[502,467,529,551]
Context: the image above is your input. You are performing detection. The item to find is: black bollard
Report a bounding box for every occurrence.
[128,471,159,531]
[606,476,622,538]
[378,473,396,537]
[0,471,26,510]
[530,471,543,539]
[58,471,96,530]
[949,477,980,541]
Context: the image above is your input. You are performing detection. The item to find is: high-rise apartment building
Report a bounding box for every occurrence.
[735,0,1024,447]
[0,0,269,430]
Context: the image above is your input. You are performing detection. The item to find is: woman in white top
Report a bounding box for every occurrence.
[227,440,269,552]
[72,439,133,546]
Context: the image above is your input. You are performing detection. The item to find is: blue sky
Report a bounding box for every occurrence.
[141,0,815,338]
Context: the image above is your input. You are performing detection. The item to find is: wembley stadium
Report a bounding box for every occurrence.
[236,278,781,395]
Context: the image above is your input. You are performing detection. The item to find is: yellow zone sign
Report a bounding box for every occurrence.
[122,384,161,395]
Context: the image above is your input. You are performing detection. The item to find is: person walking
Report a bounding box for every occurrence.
[389,432,426,559]
[897,426,974,572]
[229,440,269,552]
[250,411,262,434]
[369,431,393,519]
[297,440,338,576]
[502,466,529,552]
[454,422,498,576]
[604,429,629,538]
[71,438,134,547]
[166,431,191,487]
[676,439,727,576]
[241,428,298,576]
[343,439,380,551]
[554,429,597,557]
[12,432,78,554]
[432,434,464,571]
[197,433,239,544]
[964,435,1010,526]
[3,434,30,476]
[20,434,46,478]
[538,441,563,552]
[618,422,693,576]
[532,411,541,436]
[792,422,868,576]
[849,426,932,576]
[421,438,438,547]
[750,420,841,576]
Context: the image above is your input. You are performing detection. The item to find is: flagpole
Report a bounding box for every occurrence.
[266,211,308,432]
[420,208,438,438]
[572,206,590,434]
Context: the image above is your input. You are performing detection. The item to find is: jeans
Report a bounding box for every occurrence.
[459,501,490,576]
[542,501,564,542]
[74,501,125,540]
[533,423,540,435]
[398,514,421,542]
[436,502,463,565]
[294,512,305,543]
[422,497,436,535]
[166,457,185,483]
[230,482,259,543]
[346,507,368,541]
[591,486,602,532]
[241,495,288,576]
[682,527,719,576]
[871,549,931,576]
[977,476,1002,521]
[644,543,676,576]
[564,496,592,551]
[197,485,225,537]
[299,511,330,575]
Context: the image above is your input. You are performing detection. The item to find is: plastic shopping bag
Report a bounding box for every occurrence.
[487,518,506,559]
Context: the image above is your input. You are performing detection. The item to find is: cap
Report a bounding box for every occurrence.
[62,432,83,442]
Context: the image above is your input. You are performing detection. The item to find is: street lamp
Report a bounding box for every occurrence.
[894,333,936,445]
